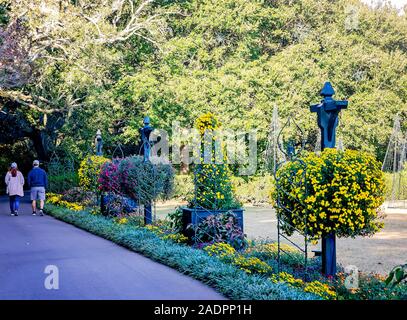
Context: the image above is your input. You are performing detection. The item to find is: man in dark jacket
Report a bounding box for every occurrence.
[27,160,48,216]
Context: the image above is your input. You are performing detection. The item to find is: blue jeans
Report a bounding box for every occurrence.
[9,195,20,213]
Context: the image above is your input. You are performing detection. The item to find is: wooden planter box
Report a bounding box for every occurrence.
[181,207,244,238]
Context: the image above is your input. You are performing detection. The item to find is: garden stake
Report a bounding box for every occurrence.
[310,82,348,277]
[140,116,154,225]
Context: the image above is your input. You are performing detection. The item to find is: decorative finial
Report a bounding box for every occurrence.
[320,82,335,97]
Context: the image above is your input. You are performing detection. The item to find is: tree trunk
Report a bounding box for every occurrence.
[30,129,50,161]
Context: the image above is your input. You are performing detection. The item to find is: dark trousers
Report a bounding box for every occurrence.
[9,195,20,213]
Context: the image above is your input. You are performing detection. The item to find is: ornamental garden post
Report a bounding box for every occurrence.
[95,129,103,156]
[310,82,348,277]
[95,129,105,213]
[140,116,154,225]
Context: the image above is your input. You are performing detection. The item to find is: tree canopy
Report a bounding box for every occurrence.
[0,0,406,172]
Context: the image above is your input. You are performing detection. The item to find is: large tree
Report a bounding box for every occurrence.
[0,0,178,160]
[111,0,407,165]
[1,0,406,168]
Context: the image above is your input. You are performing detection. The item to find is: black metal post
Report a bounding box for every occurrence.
[95,129,103,156]
[310,82,348,277]
[94,129,105,214]
[144,204,152,225]
[140,117,154,225]
[321,233,336,276]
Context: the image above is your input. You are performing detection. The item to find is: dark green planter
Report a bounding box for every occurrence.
[181,207,244,238]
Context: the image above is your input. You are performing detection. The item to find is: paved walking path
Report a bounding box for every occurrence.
[0,194,225,300]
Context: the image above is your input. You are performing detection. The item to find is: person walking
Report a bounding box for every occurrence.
[5,162,25,216]
[27,160,48,216]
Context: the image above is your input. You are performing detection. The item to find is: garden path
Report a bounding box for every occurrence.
[0,194,225,300]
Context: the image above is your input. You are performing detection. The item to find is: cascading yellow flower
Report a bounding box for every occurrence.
[271,149,385,241]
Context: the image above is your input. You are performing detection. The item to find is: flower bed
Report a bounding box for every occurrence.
[45,200,407,300]
[47,193,85,211]
[44,203,318,300]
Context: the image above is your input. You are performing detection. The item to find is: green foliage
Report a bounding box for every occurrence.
[111,0,407,165]
[245,242,305,267]
[384,169,407,200]
[0,2,9,26]
[335,272,407,300]
[167,207,184,233]
[272,149,386,240]
[48,173,79,194]
[118,156,175,204]
[386,263,407,288]
[232,175,274,205]
[45,204,318,300]
[192,212,247,250]
[2,0,407,165]
[243,240,324,281]
[173,174,194,200]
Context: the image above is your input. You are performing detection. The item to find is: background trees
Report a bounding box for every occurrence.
[0,0,177,162]
[0,0,406,172]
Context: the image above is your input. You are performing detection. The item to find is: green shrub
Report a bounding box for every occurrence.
[173,174,194,200]
[384,170,407,201]
[243,240,323,281]
[231,175,274,205]
[48,172,79,193]
[118,156,174,205]
[335,272,407,300]
[78,155,110,192]
[167,207,183,233]
[386,263,407,288]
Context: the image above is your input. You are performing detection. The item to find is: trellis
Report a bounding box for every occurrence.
[273,115,310,279]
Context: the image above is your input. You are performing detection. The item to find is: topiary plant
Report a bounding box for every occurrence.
[78,155,110,192]
[192,112,240,210]
[118,155,174,205]
[98,158,121,194]
[271,149,385,241]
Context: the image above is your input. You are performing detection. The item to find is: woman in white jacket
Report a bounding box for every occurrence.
[5,162,25,216]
